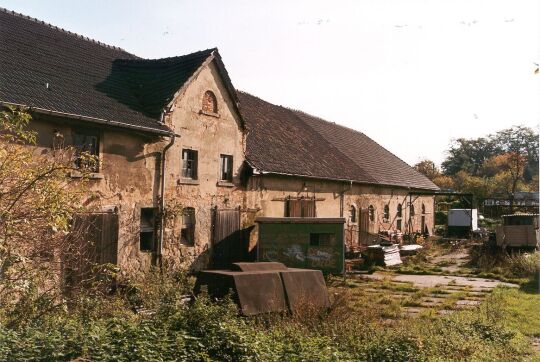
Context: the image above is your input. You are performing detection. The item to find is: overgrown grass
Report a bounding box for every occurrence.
[0,270,537,361]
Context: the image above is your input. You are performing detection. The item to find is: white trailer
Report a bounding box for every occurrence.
[447,209,478,237]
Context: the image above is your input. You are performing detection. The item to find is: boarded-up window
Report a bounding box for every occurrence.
[181,149,198,179]
[202,90,218,113]
[286,197,316,217]
[181,207,196,246]
[140,207,157,252]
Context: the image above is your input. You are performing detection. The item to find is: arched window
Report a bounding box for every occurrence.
[410,204,415,216]
[383,204,390,221]
[397,203,402,218]
[368,205,375,222]
[421,203,426,214]
[202,90,217,113]
[350,205,357,223]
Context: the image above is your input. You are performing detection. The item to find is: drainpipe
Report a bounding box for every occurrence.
[156,108,176,268]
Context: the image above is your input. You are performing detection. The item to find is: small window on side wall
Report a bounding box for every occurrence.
[181,149,198,179]
[181,207,195,246]
[368,205,375,222]
[220,154,233,182]
[383,204,390,221]
[397,203,402,218]
[140,207,157,252]
[350,205,357,223]
[202,90,217,113]
[73,128,99,171]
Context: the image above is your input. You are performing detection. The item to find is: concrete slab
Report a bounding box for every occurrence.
[362,273,518,289]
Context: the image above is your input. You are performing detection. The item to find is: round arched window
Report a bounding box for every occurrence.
[202,90,217,113]
[368,205,375,222]
[397,203,402,218]
[383,204,390,221]
[421,203,426,214]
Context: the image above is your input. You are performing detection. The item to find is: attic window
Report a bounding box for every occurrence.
[202,90,218,114]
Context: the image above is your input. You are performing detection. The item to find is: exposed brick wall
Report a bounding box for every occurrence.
[202,90,217,113]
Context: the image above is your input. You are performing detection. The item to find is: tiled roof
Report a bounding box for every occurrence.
[0,8,214,135]
[238,92,439,191]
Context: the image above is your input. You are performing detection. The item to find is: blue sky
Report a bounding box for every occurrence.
[2,0,539,165]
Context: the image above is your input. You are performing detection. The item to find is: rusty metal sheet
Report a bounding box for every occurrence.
[280,269,330,312]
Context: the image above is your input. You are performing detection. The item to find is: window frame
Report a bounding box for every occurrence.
[180,207,196,246]
[73,128,100,172]
[181,149,198,180]
[219,154,233,182]
[139,207,157,252]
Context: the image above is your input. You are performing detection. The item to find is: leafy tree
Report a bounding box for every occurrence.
[0,107,96,319]
[413,159,440,181]
[441,137,500,176]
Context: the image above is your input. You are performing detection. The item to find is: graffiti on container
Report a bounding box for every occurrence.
[283,244,305,262]
[307,248,336,268]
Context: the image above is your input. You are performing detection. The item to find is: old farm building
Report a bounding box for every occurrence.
[0,8,438,272]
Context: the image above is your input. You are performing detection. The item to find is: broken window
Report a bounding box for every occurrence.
[73,128,99,171]
[309,233,335,246]
[140,207,157,252]
[181,149,198,179]
[202,90,218,113]
[368,205,375,222]
[286,197,316,217]
[350,205,357,223]
[181,207,196,246]
[383,204,390,221]
[220,154,233,182]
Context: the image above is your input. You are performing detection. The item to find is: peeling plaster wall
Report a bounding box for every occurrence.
[243,175,435,250]
[160,60,246,270]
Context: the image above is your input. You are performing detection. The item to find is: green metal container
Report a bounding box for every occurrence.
[255,217,345,274]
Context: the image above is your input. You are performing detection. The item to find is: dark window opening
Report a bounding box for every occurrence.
[350,205,357,223]
[309,233,335,246]
[368,205,375,222]
[181,207,196,246]
[73,128,99,171]
[397,203,402,218]
[410,204,415,216]
[383,204,390,221]
[397,219,402,231]
[140,207,156,252]
[182,149,198,179]
[421,203,426,214]
[286,197,316,217]
[220,154,233,182]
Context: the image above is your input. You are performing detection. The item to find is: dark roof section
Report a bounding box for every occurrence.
[238,92,439,190]
[238,92,377,183]
[0,8,216,135]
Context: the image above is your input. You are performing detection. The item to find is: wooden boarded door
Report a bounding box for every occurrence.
[358,208,370,245]
[211,207,246,269]
[64,212,119,290]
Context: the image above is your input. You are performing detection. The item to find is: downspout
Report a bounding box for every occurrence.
[156,108,177,268]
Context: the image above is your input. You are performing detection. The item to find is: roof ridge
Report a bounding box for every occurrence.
[0,6,132,54]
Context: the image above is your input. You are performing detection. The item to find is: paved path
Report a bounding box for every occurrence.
[362,272,519,289]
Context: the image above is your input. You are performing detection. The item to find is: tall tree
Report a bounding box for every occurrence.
[413,159,440,181]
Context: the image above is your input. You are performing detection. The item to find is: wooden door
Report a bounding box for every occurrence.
[358,208,370,245]
[211,207,248,269]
